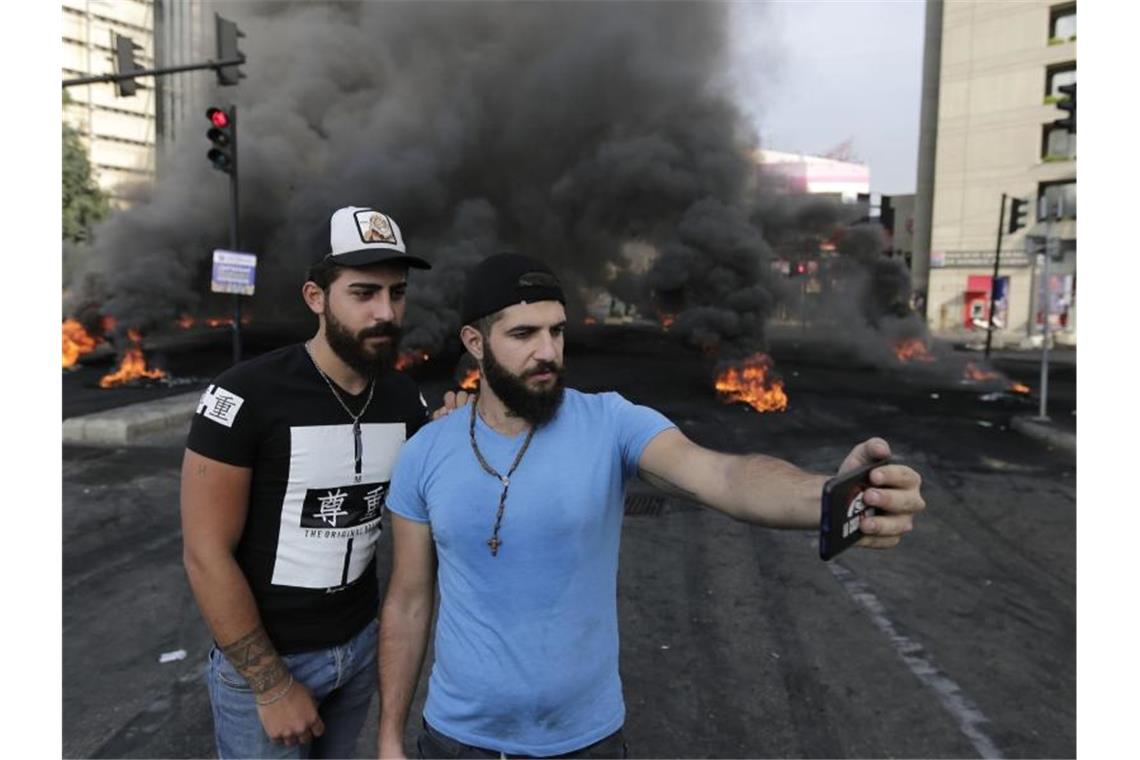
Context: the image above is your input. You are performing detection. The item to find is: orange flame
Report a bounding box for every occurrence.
[583,316,597,326]
[202,315,251,327]
[963,362,1003,382]
[63,319,101,368]
[715,353,788,413]
[1009,382,1031,395]
[893,337,936,363]
[176,314,195,329]
[395,351,431,372]
[98,331,166,388]
[459,368,480,391]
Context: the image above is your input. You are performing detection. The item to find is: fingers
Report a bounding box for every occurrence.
[854,533,904,550]
[861,466,926,518]
[273,724,321,746]
[863,436,891,461]
[839,436,892,474]
[859,510,914,538]
[455,390,473,407]
[869,463,921,491]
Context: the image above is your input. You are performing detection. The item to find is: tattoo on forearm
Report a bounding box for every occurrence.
[221,627,287,694]
[197,463,207,476]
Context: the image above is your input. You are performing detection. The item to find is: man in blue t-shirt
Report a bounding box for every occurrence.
[378,253,926,759]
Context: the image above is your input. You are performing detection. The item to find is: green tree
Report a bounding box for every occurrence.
[62,113,109,243]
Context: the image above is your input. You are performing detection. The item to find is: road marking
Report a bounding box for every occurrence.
[827,560,1004,759]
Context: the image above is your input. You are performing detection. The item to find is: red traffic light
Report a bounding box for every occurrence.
[207,107,230,128]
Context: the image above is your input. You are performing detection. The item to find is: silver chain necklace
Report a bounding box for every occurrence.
[304,341,376,483]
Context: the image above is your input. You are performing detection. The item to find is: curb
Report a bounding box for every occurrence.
[1010,415,1076,455]
[63,391,202,446]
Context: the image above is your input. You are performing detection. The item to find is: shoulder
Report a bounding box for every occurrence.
[395,405,464,470]
[559,388,637,415]
[377,369,426,409]
[208,344,303,395]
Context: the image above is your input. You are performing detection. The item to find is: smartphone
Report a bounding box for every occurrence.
[819,458,895,561]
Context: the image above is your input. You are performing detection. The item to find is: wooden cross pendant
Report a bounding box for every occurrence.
[487,535,502,556]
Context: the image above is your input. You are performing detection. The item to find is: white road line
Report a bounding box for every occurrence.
[827,560,1004,759]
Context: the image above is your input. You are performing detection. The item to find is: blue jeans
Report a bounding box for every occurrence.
[207,618,378,759]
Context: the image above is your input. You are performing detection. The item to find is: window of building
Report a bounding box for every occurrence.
[1045,63,1076,101]
[1049,4,1076,42]
[1041,124,1076,160]
[1038,180,1076,220]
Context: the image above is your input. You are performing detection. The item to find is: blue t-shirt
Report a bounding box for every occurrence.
[386,389,675,756]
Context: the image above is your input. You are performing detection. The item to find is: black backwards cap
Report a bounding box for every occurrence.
[461,252,565,325]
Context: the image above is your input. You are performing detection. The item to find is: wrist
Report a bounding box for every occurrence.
[254,673,295,706]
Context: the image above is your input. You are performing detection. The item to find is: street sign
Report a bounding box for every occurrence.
[211,249,257,295]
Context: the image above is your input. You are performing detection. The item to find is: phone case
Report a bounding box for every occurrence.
[819,458,894,561]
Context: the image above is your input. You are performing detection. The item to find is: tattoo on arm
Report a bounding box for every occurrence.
[639,468,698,501]
[197,463,208,477]
[221,626,288,694]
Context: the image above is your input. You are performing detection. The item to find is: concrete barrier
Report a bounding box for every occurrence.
[1010,415,1076,455]
[63,391,202,446]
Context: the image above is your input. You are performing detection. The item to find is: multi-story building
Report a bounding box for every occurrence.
[913,0,1076,346]
[755,148,871,204]
[62,0,211,205]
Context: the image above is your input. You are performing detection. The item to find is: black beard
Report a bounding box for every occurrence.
[482,339,564,426]
[324,306,401,377]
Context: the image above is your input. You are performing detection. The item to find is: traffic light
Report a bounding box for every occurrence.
[215,14,246,86]
[1053,82,1076,134]
[206,106,236,174]
[880,195,895,231]
[113,33,143,97]
[1008,197,1028,234]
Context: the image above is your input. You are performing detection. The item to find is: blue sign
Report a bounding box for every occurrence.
[211,250,257,296]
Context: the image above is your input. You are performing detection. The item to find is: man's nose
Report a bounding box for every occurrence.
[533,331,558,361]
[372,293,395,323]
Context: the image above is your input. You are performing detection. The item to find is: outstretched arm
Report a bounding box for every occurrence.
[637,429,924,547]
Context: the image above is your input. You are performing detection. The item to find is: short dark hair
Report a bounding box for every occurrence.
[306,257,346,291]
[473,311,504,336]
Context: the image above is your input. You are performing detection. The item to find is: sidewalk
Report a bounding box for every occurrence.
[1010,414,1076,455]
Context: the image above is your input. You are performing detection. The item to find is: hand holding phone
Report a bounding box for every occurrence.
[819,457,896,561]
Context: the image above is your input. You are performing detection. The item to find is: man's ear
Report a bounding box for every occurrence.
[459,325,484,362]
[302,281,325,315]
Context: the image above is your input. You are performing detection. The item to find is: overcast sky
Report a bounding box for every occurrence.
[726,0,927,196]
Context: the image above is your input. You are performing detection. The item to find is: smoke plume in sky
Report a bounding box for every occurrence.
[66,0,921,361]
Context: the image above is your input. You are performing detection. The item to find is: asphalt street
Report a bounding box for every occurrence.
[62,327,1075,758]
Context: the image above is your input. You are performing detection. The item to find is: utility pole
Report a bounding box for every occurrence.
[984,193,1007,359]
[1035,198,1062,421]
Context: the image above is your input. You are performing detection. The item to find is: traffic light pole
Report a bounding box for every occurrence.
[62,58,245,88]
[984,193,1007,359]
[1035,198,1061,421]
[228,106,242,366]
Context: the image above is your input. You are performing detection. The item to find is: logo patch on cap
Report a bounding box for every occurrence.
[517,271,560,288]
[355,210,397,245]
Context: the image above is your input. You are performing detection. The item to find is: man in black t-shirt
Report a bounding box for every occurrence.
[182,206,436,758]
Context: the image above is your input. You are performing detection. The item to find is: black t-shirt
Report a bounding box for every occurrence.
[186,343,428,654]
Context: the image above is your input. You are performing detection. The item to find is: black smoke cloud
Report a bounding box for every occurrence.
[65,0,913,362]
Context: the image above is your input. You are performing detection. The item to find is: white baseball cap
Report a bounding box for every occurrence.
[324,206,431,269]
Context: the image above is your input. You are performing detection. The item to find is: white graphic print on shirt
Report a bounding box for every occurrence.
[272,422,406,589]
[196,384,245,427]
